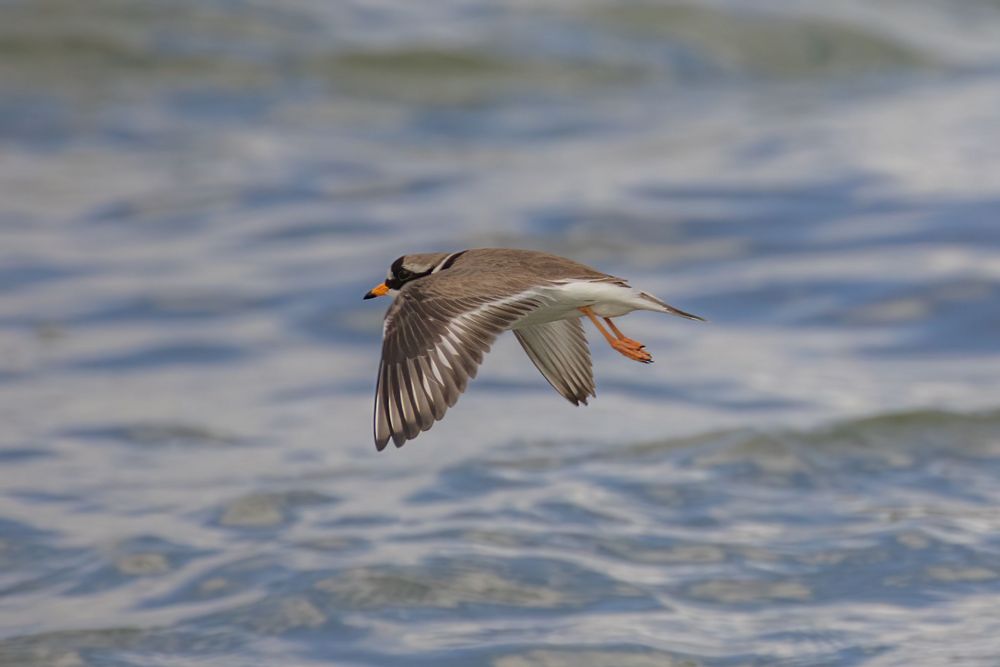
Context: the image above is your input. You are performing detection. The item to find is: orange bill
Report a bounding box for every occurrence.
[363,282,391,299]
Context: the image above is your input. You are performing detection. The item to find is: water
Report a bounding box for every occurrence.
[2,0,1000,664]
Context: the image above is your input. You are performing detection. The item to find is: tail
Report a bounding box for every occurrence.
[639,292,706,322]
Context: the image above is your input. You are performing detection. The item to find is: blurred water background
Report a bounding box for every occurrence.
[2,1,1000,665]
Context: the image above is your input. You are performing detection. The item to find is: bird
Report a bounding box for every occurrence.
[363,248,703,450]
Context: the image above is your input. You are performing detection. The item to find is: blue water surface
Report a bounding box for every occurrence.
[2,1,1000,665]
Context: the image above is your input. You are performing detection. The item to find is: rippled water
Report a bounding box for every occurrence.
[3,1,1000,665]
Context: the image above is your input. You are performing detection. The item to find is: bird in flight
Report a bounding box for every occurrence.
[364,248,703,450]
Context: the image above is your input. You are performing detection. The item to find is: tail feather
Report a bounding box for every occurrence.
[639,293,706,321]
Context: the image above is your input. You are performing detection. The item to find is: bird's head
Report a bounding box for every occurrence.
[363,252,459,299]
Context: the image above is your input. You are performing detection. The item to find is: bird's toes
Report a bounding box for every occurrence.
[611,340,653,363]
[618,337,646,350]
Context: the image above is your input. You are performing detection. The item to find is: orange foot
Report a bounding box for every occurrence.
[611,338,653,363]
[616,337,646,351]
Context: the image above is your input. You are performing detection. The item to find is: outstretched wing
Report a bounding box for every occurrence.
[374,275,542,450]
[512,319,595,405]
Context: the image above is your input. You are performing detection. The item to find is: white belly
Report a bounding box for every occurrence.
[512,280,657,327]
[588,301,637,317]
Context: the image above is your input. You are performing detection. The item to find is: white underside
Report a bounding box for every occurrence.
[512,280,664,328]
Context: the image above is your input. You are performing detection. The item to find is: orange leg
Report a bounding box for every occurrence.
[603,318,645,351]
[579,307,653,364]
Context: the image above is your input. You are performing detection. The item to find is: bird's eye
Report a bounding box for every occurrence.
[396,268,412,281]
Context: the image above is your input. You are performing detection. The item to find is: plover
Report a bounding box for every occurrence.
[364,248,703,450]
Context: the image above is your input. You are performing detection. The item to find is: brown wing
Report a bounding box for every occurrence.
[512,319,595,405]
[374,274,542,450]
